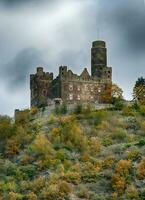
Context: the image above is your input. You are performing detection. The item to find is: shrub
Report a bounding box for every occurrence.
[137,138,145,146]
[77,185,90,199]
[0,116,16,142]
[112,174,126,194]
[63,171,81,184]
[122,106,136,116]
[111,129,127,142]
[139,105,145,116]
[112,160,132,194]
[136,158,145,180]
[125,185,140,200]
[126,149,140,161]
[74,104,83,114]
[41,181,71,200]
[5,137,20,157]
[26,192,38,200]
[30,107,38,115]
[102,137,113,146]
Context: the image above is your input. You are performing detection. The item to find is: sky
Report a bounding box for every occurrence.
[0,0,145,116]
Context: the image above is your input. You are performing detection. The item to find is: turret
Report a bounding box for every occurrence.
[59,66,67,79]
[91,40,107,77]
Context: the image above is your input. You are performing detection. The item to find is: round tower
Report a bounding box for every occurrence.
[91,40,107,77]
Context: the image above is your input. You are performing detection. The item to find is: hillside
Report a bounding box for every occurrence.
[0,105,145,200]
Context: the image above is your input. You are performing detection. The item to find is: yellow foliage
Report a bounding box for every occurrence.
[28,177,46,192]
[112,160,132,194]
[5,138,20,157]
[112,174,126,193]
[63,171,81,184]
[30,107,38,115]
[26,192,38,200]
[20,154,31,165]
[58,180,72,195]
[111,192,118,200]
[89,137,101,154]
[136,158,145,180]
[80,153,90,162]
[115,160,132,176]
[126,185,139,200]
[41,180,72,200]
[8,192,17,200]
[102,156,115,169]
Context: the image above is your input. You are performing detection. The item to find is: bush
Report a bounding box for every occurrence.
[122,106,136,116]
[137,139,145,146]
[139,105,145,116]
[111,129,127,142]
[136,158,145,180]
[125,185,140,200]
[74,104,83,114]
[0,116,16,142]
[54,104,68,115]
[63,171,81,184]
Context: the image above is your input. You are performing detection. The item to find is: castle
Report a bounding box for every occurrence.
[30,40,112,108]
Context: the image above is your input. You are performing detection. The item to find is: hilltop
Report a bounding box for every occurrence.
[0,104,145,200]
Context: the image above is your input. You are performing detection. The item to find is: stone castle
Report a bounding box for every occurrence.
[30,40,112,108]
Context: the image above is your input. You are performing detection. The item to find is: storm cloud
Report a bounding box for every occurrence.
[0,0,145,116]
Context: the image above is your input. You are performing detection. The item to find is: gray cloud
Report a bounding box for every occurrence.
[3,48,45,90]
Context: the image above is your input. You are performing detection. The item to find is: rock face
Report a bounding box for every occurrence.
[30,40,112,108]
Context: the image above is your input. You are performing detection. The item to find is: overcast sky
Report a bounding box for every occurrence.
[0,0,145,116]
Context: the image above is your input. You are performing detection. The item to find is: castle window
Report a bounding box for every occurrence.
[91,86,94,92]
[98,88,101,93]
[84,84,88,91]
[69,94,73,100]
[69,84,73,91]
[77,86,81,91]
[77,95,80,100]
[43,90,47,95]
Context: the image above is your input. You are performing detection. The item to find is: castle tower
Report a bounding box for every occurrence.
[91,40,107,78]
[30,67,53,108]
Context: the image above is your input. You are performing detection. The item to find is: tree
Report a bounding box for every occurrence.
[111,84,124,110]
[133,77,145,105]
[112,83,123,100]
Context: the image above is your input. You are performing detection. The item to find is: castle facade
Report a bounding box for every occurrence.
[30,40,112,108]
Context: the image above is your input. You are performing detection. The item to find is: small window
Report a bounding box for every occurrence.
[84,85,88,91]
[77,95,80,100]
[69,94,73,100]
[43,90,47,95]
[69,84,73,91]
[91,86,94,92]
[77,86,81,91]
[98,88,101,93]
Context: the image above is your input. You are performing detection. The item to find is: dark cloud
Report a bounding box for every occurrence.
[0,0,59,8]
[4,48,45,89]
[97,0,145,53]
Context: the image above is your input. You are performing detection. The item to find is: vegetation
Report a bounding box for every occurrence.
[0,78,145,199]
[0,102,145,200]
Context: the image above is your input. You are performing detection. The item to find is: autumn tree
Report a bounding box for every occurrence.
[112,83,123,100]
[111,83,124,110]
[133,77,145,105]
